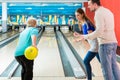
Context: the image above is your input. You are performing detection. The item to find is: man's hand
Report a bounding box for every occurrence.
[74,34,84,42]
[73,32,80,37]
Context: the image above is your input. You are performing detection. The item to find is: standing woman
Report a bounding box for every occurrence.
[14,17,39,80]
[74,8,100,80]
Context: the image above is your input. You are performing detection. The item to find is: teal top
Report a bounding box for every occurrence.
[15,27,38,57]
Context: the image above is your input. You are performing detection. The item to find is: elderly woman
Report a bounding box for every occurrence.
[14,17,38,80]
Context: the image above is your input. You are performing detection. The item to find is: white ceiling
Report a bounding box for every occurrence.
[0,0,88,3]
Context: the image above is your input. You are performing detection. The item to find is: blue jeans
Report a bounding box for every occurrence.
[84,51,100,80]
[99,43,120,80]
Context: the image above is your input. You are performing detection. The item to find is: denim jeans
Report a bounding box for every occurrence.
[15,55,34,80]
[84,51,100,80]
[99,43,120,80]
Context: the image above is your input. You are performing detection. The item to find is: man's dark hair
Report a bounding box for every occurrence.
[88,0,101,6]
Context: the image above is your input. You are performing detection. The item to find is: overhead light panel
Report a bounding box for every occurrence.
[25,7,32,10]
[9,3,16,6]
[58,7,64,10]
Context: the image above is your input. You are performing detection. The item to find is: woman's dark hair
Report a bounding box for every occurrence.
[76,8,95,28]
[88,0,101,6]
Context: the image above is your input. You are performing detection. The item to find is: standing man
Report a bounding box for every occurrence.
[74,0,120,80]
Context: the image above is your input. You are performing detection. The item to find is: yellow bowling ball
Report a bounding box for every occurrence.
[24,46,38,60]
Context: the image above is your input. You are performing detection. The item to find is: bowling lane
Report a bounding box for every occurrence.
[34,29,64,77]
[0,38,18,75]
[62,29,120,76]
[0,30,19,42]
[61,30,103,77]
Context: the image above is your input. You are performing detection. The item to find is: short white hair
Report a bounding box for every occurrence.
[26,17,37,27]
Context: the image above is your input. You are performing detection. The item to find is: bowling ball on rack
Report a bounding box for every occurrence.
[24,46,38,60]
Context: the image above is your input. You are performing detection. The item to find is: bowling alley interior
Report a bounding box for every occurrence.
[0,0,120,80]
